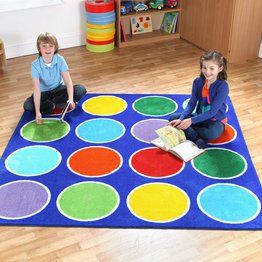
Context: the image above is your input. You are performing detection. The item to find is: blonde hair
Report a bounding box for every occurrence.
[200,50,228,80]
[36,32,59,55]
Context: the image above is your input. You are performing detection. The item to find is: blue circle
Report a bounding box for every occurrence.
[86,14,116,25]
[5,146,61,176]
[76,118,125,143]
[86,11,115,18]
[197,183,261,224]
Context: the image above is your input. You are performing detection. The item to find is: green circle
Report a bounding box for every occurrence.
[192,148,247,179]
[21,119,70,142]
[57,182,120,221]
[86,42,114,53]
[133,96,177,116]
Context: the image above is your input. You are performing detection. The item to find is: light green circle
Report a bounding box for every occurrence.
[86,42,114,53]
[87,27,115,34]
[57,182,120,221]
[21,118,70,142]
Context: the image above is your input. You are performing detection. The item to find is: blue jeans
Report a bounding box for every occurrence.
[169,113,225,142]
[23,84,87,115]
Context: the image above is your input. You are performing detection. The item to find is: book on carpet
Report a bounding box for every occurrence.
[151,125,205,162]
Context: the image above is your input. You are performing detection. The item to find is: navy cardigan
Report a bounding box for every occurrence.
[180,77,229,124]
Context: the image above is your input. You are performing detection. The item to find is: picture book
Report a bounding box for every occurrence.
[161,12,176,34]
[171,12,179,34]
[151,125,205,162]
[130,15,152,35]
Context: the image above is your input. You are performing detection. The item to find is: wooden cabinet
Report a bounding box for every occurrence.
[180,0,262,63]
[115,0,182,48]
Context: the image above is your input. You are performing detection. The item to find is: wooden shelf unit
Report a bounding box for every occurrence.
[115,1,182,48]
[180,0,262,63]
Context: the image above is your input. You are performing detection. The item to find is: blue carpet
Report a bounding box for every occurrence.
[0,93,261,229]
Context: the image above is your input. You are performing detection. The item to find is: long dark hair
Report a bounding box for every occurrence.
[200,50,228,80]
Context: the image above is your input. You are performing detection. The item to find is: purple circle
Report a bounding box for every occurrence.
[0,180,50,219]
[131,119,168,143]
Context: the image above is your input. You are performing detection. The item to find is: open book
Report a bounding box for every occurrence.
[151,125,205,162]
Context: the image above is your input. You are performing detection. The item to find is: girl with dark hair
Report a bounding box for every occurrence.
[169,50,229,149]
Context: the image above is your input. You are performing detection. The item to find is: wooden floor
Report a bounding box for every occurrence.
[0,39,262,261]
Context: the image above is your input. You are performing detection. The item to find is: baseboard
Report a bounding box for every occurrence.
[5,33,86,59]
[259,43,262,59]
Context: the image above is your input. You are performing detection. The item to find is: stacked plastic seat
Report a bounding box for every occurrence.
[85,0,116,53]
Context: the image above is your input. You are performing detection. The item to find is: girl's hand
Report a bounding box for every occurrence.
[35,112,43,125]
[177,118,192,130]
[169,119,182,127]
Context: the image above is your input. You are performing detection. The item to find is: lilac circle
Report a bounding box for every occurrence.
[0,180,50,219]
[131,119,168,143]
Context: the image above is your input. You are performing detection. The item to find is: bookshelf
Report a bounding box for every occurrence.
[115,0,182,48]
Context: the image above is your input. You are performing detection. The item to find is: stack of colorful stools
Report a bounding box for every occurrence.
[85,0,116,53]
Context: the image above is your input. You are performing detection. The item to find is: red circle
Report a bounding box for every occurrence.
[68,147,121,177]
[85,0,115,13]
[87,38,114,45]
[130,148,184,178]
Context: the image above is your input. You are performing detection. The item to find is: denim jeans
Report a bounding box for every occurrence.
[169,113,225,142]
[23,84,87,115]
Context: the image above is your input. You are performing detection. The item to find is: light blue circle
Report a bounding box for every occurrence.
[182,98,197,113]
[86,11,115,18]
[86,14,116,25]
[197,183,261,224]
[5,146,61,176]
[76,118,125,143]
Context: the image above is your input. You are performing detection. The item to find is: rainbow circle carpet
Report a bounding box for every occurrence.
[0,93,261,229]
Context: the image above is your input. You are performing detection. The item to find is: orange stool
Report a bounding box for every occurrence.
[0,39,7,68]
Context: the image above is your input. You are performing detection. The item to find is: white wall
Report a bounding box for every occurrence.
[0,0,86,58]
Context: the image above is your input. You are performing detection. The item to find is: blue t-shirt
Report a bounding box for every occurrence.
[31,54,69,92]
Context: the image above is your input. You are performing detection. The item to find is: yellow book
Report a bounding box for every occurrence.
[151,125,205,162]
[155,125,186,150]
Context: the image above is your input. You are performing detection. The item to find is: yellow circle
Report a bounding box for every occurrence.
[83,96,127,116]
[86,32,115,41]
[87,28,116,36]
[128,183,190,223]
[86,22,115,29]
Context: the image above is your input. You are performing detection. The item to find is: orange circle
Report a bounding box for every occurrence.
[68,147,122,177]
[209,124,236,144]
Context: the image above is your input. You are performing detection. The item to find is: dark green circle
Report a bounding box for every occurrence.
[21,119,70,142]
[193,148,246,179]
[133,96,177,116]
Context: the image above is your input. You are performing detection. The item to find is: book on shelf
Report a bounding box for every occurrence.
[120,19,127,42]
[151,125,205,162]
[171,12,179,34]
[161,12,179,34]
